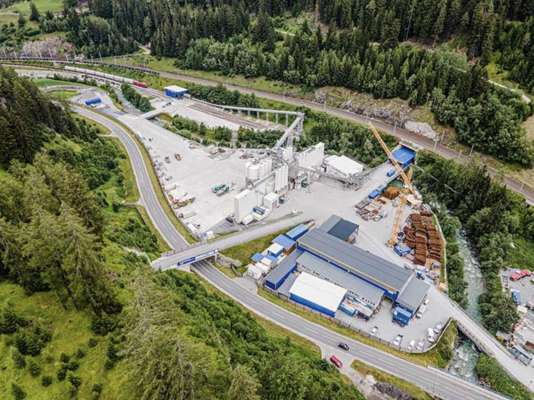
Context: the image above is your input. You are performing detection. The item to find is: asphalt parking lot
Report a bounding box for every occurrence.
[502,269,534,306]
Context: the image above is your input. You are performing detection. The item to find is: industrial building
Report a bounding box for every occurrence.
[324,155,364,181]
[263,216,429,325]
[317,214,359,243]
[164,85,188,98]
[289,272,347,317]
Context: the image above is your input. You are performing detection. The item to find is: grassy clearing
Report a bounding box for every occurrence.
[47,89,77,101]
[0,283,134,400]
[220,230,287,266]
[2,0,64,17]
[34,78,85,87]
[259,288,457,368]
[352,359,433,400]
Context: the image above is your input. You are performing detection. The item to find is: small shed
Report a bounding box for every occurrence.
[251,253,264,263]
[164,85,188,98]
[267,243,284,258]
[272,235,296,252]
[286,224,309,241]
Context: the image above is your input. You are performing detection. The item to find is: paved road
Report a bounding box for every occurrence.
[194,261,509,400]
[72,106,519,400]
[152,213,308,269]
[72,106,189,251]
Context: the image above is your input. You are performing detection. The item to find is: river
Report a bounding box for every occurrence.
[447,230,485,382]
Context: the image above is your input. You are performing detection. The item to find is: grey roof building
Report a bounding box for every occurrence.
[396,275,430,312]
[318,215,359,242]
[298,228,413,294]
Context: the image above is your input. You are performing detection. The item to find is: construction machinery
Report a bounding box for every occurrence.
[368,123,416,247]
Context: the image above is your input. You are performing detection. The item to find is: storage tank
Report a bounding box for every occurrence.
[234,189,260,223]
[248,164,260,181]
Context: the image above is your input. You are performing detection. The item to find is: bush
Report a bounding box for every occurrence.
[0,308,27,334]
[91,315,116,335]
[68,374,82,389]
[88,338,98,348]
[11,383,26,400]
[475,354,531,400]
[41,375,53,387]
[104,359,115,370]
[14,326,51,356]
[92,383,103,400]
[12,349,26,369]
[60,353,70,363]
[75,348,86,359]
[28,360,41,377]
[57,366,67,381]
[67,360,80,371]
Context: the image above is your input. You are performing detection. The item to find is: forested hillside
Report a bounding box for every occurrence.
[4,0,534,165]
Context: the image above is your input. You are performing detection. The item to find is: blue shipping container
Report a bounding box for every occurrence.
[84,97,101,106]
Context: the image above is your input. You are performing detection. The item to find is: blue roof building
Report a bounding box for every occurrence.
[392,145,416,168]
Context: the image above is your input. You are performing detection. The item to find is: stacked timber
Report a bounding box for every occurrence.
[403,212,443,266]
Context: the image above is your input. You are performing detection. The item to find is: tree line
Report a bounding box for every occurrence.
[123,270,366,400]
[414,151,531,333]
[180,22,532,165]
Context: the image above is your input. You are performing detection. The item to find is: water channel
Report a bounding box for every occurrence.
[447,230,485,382]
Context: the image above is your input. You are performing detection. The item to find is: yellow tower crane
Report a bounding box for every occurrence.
[368,123,415,247]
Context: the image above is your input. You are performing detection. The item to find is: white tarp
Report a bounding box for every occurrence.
[289,272,347,314]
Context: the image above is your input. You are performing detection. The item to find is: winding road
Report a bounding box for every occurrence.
[73,105,522,400]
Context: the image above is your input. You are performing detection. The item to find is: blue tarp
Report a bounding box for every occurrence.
[286,224,308,241]
[251,253,264,263]
[273,235,296,250]
[392,146,416,167]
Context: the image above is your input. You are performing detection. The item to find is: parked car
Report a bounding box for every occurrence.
[416,340,425,351]
[338,342,350,351]
[423,298,430,306]
[370,326,378,336]
[510,269,531,281]
[433,323,444,335]
[329,355,343,368]
[408,339,416,351]
[393,334,403,347]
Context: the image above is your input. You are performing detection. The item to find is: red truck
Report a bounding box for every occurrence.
[511,269,531,281]
[329,355,343,368]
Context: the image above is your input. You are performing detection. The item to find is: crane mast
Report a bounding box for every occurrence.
[368,123,414,247]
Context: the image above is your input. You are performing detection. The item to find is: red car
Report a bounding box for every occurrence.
[329,355,343,368]
[133,80,148,88]
[511,270,531,281]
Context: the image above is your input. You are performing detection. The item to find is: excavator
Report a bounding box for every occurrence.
[368,123,416,247]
